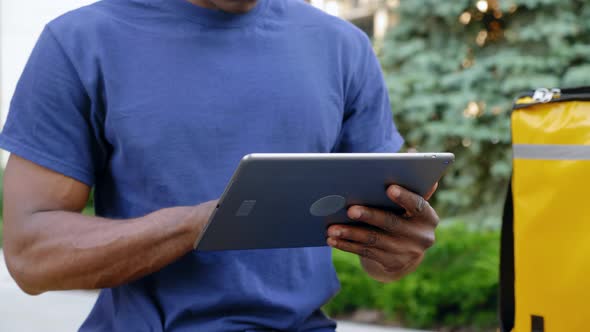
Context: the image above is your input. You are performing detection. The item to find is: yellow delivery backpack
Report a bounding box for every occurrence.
[500,87,590,332]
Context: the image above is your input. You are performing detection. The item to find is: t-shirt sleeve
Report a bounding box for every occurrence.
[333,34,404,153]
[0,26,104,186]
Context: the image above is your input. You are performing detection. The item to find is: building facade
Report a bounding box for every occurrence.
[308,0,398,40]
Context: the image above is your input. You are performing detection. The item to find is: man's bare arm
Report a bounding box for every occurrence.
[3,155,215,295]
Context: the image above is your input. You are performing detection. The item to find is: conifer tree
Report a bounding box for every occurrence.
[382,0,590,215]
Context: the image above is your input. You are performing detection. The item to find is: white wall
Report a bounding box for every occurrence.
[0,0,96,165]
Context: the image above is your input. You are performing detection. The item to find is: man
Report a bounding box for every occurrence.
[1,0,440,331]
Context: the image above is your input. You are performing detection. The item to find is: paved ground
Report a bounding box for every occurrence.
[0,250,428,332]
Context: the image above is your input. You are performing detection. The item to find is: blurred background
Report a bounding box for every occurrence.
[1,0,590,331]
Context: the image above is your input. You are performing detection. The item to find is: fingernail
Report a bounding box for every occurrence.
[391,186,401,198]
[351,208,363,219]
[328,229,342,237]
[327,238,338,247]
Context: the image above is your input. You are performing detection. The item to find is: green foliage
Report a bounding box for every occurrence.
[82,206,96,216]
[382,0,590,215]
[84,189,95,216]
[325,222,500,330]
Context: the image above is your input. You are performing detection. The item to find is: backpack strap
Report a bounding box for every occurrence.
[499,176,515,332]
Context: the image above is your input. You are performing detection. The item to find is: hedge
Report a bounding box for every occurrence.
[326,221,500,330]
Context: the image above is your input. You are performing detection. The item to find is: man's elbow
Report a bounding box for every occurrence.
[4,249,46,295]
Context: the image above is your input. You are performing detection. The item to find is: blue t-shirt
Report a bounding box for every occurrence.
[0,0,403,330]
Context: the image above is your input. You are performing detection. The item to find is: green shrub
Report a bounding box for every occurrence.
[325,221,500,330]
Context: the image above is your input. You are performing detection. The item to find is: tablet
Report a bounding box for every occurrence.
[195,153,454,251]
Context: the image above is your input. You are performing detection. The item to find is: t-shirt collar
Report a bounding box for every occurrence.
[148,0,269,28]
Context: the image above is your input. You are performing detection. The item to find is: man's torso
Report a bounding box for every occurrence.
[44,0,368,330]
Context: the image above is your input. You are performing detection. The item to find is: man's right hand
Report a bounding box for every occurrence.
[3,154,217,295]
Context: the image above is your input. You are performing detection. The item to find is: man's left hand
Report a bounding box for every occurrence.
[326,183,440,283]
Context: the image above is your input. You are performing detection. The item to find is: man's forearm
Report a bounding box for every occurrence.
[6,202,213,294]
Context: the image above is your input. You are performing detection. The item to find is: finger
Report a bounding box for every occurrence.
[327,224,392,251]
[347,205,403,234]
[424,182,439,201]
[387,185,431,218]
[346,206,438,246]
[326,237,417,272]
[326,237,385,262]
